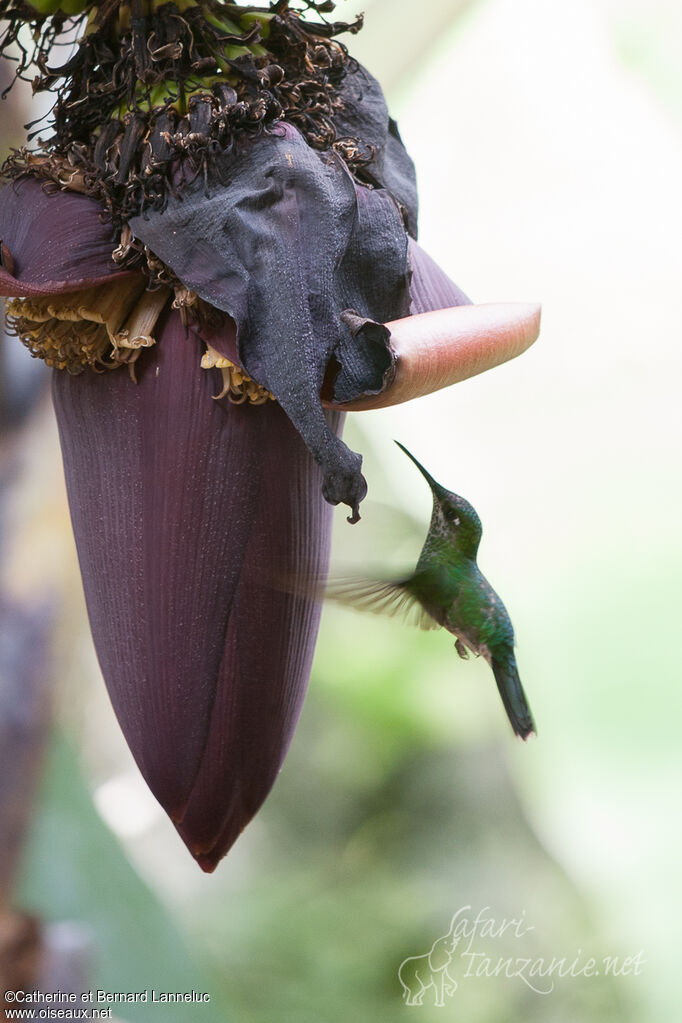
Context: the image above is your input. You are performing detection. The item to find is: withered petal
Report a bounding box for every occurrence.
[0,178,135,297]
[332,302,542,412]
[315,241,472,408]
[53,308,335,851]
[329,244,540,412]
[129,123,411,521]
[332,63,419,238]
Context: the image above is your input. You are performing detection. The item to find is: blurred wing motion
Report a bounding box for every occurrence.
[325,572,441,631]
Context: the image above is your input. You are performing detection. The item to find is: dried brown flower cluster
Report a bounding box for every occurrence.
[2,1,367,241]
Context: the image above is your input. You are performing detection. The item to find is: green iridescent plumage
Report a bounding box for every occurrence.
[330,442,536,739]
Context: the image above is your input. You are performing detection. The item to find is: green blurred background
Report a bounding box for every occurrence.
[2,0,680,1019]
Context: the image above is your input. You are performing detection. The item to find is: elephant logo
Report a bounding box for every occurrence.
[398,911,464,1007]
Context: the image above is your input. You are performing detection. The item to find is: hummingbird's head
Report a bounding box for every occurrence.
[395,441,483,556]
[431,488,483,556]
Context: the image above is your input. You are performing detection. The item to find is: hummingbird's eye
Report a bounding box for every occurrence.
[446,508,460,526]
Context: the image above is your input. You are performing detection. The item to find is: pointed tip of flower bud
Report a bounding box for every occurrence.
[196,855,220,875]
[179,814,248,873]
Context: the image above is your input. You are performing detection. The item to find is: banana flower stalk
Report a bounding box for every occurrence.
[0,0,539,869]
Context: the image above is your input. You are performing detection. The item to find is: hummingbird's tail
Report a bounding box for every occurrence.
[490,652,536,740]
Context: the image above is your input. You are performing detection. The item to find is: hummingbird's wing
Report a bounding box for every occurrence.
[325,572,442,631]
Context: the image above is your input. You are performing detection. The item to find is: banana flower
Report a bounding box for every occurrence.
[0,0,539,869]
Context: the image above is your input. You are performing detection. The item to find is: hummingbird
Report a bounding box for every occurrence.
[330,442,536,740]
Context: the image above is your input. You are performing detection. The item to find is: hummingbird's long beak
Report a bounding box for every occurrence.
[395,441,447,498]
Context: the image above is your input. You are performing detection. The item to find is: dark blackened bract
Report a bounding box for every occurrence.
[131,117,414,520]
[331,63,419,240]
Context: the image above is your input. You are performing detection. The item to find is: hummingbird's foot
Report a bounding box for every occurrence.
[455,639,470,660]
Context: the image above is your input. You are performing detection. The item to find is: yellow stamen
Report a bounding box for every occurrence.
[5,278,167,374]
[200,344,273,405]
[113,286,171,350]
[6,312,111,373]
